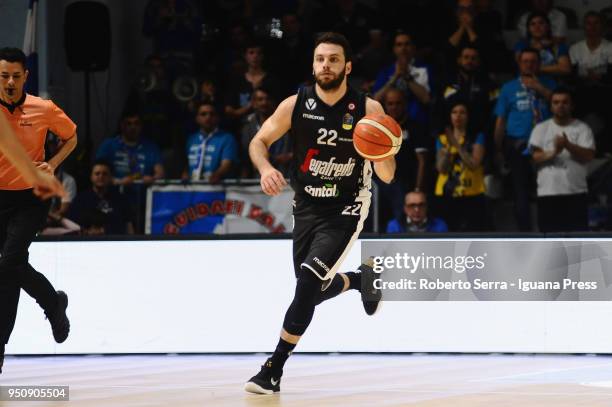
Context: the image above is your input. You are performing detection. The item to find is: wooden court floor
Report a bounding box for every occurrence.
[2,354,612,406]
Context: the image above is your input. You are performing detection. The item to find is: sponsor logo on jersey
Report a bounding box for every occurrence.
[313,256,331,272]
[306,98,317,110]
[342,113,354,130]
[300,148,356,178]
[305,183,339,198]
[338,137,352,142]
[302,113,324,121]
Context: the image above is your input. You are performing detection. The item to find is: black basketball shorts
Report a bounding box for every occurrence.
[292,193,370,289]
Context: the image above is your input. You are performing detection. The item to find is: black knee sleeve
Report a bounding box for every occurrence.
[282,271,321,336]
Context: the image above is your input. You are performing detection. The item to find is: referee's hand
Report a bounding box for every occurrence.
[32,170,66,200]
[260,167,287,196]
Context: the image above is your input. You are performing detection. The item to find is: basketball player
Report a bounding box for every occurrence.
[0,48,77,373]
[245,32,398,394]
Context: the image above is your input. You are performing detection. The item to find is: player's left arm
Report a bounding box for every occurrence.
[366,97,396,184]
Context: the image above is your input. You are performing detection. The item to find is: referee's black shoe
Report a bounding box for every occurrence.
[360,258,381,315]
[245,358,282,394]
[48,291,70,343]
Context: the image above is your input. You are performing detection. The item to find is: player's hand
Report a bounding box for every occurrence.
[260,166,287,196]
[34,161,55,175]
[32,170,66,200]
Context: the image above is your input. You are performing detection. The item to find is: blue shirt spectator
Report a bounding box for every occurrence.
[185,101,238,183]
[494,75,556,140]
[95,113,164,184]
[386,191,448,233]
[372,33,432,124]
[186,129,238,180]
[386,217,448,233]
[514,40,569,68]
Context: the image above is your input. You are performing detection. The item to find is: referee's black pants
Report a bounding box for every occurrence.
[0,190,58,345]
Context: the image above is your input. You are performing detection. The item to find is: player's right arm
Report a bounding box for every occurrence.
[0,114,65,199]
[249,94,296,196]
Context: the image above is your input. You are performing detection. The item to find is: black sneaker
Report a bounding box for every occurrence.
[244,358,282,394]
[359,258,382,315]
[49,291,70,343]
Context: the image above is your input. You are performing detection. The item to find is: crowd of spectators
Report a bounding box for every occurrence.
[54,0,612,235]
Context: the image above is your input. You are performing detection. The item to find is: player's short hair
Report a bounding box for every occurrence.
[314,32,353,62]
[0,47,27,69]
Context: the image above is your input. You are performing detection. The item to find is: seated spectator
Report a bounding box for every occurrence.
[569,11,612,152]
[436,45,496,134]
[494,48,555,231]
[41,134,79,235]
[372,32,432,124]
[529,88,595,233]
[69,161,135,235]
[387,191,448,233]
[435,101,486,232]
[514,12,571,78]
[184,101,238,183]
[517,0,567,44]
[96,111,165,186]
[241,88,291,178]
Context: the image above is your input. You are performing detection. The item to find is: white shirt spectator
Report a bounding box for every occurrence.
[529,118,595,196]
[517,9,568,39]
[569,39,612,77]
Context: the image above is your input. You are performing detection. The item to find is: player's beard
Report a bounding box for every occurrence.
[315,69,345,91]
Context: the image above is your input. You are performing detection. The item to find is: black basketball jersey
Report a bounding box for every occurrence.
[290,85,372,203]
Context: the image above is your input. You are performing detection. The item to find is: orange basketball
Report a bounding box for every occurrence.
[353,114,402,162]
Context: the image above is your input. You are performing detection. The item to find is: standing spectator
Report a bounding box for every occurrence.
[225,42,279,127]
[69,161,134,235]
[376,88,429,227]
[96,112,165,186]
[241,88,291,178]
[372,32,432,124]
[517,0,568,44]
[569,11,612,153]
[529,88,595,233]
[386,191,448,233]
[494,48,555,231]
[435,101,486,232]
[448,0,479,52]
[437,45,497,133]
[384,88,429,192]
[514,12,571,78]
[472,0,508,73]
[185,101,238,183]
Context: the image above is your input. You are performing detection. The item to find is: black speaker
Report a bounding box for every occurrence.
[64,1,111,71]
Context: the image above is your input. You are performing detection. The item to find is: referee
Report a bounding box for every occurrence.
[0,48,77,373]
